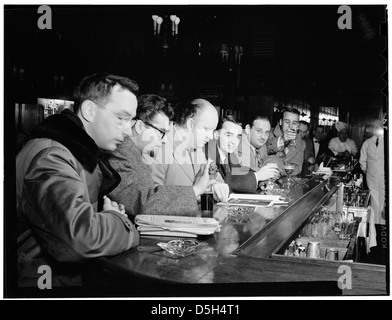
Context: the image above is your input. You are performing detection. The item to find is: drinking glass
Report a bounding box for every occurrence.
[284,164,295,189]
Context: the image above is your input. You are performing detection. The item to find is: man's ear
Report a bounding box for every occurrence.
[279,119,283,127]
[245,124,251,135]
[134,119,144,135]
[213,130,219,140]
[186,118,194,131]
[80,100,96,122]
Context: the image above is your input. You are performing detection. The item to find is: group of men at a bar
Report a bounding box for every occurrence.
[15,73,385,287]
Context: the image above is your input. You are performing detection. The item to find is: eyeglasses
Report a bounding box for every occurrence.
[143,122,169,140]
[91,100,133,128]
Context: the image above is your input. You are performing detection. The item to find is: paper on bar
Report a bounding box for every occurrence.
[135,215,220,229]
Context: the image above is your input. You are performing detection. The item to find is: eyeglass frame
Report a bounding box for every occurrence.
[142,121,170,140]
[90,100,133,128]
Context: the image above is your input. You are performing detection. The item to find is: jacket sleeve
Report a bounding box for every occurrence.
[286,141,305,176]
[266,134,282,154]
[359,141,368,172]
[22,146,139,262]
[108,151,198,218]
[224,169,258,193]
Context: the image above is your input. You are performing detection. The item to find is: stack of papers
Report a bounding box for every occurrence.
[135,215,221,238]
[218,193,288,207]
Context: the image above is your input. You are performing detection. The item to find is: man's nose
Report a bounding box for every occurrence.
[122,126,132,137]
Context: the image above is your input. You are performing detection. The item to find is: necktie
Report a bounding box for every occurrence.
[255,148,263,168]
[376,138,379,147]
[314,140,320,144]
[188,149,196,175]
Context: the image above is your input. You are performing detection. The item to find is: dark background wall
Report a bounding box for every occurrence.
[5,5,387,148]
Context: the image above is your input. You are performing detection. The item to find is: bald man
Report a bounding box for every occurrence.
[149,98,230,202]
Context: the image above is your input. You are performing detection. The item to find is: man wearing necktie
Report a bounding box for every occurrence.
[149,98,230,202]
[298,121,315,174]
[359,119,385,225]
[207,115,280,193]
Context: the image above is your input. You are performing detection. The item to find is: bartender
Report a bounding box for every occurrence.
[328,121,358,159]
[359,119,385,225]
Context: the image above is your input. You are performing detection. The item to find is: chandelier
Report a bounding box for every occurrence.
[152,14,180,50]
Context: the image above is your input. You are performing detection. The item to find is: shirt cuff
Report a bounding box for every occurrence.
[253,172,259,188]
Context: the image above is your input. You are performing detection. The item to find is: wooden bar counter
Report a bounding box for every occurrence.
[83,173,387,297]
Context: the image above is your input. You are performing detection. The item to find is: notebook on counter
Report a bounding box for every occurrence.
[135,215,221,238]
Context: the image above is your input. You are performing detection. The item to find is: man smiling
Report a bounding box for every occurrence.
[207,115,280,193]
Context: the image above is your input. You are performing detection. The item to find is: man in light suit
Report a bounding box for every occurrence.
[359,119,385,225]
[208,115,280,193]
[108,94,213,218]
[149,98,230,202]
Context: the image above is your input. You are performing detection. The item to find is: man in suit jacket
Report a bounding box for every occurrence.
[149,98,230,202]
[298,120,315,174]
[311,125,329,164]
[108,94,213,218]
[267,107,306,176]
[208,115,280,193]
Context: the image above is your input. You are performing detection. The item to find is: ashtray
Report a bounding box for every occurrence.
[157,239,207,258]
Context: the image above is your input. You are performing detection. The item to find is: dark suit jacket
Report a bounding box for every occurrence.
[108,137,199,218]
[310,137,329,163]
[207,139,258,193]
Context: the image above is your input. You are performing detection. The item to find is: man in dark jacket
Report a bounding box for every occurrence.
[207,115,281,193]
[16,73,140,287]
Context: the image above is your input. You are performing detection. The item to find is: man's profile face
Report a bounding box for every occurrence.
[91,84,137,151]
[139,112,171,154]
[217,121,242,154]
[190,107,219,149]
[249,119,270,149]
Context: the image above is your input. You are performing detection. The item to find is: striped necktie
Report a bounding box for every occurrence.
[255,148,263,168]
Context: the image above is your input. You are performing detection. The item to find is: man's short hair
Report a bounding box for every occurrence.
[282,107,301,117]
[299,120,310,129]
[135,94,174,123]
[216,114,243,130]
[250,115,270,127]
[73,73,139,113]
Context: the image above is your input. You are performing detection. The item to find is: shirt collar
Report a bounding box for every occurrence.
[217,146,227,164]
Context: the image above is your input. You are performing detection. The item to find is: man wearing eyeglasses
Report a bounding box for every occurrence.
[107,94,213,218]
[149,98,230,203]
[16,73,140,287]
